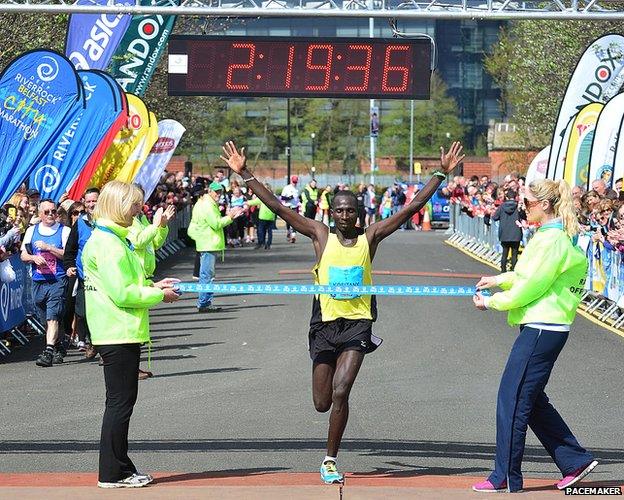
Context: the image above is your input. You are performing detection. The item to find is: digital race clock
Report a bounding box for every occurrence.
[168,35,432,100]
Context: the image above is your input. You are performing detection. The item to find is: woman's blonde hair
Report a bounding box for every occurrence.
[528,179,579,237]
[93,180,143,227]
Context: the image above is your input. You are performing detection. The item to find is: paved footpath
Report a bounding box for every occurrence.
[1,231,623,499]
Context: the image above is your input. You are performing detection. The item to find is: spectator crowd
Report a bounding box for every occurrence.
[445,172,624,271]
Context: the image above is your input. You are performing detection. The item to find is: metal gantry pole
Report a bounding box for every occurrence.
[369,9,376,186]
[409,99,414,184]
[286,98,292,185]
[2,4,624,19]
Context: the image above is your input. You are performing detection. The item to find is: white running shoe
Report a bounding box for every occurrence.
[97,473,152,488]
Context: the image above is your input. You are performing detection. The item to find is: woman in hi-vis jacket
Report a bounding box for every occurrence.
[83,181,180,489]
[473,179,597,493]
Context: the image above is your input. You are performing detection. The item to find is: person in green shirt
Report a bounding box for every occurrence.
[127,203,175,279]
[247,183,277,250]
[127,199,175,380]
[472,179,597,493]
[83,181,179,489]
[301,179,320,219]
[187,182,244,312]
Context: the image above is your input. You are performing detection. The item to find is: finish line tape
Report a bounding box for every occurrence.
[176,282,486,297]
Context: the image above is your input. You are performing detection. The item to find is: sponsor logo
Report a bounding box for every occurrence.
[151,136,174,153]
[37,56,60,82]
[68,3,128,69]
[34,164,61,193]
[581,45,624,103]
[80,74,97,101]
[114,1,175,92]
[0,283,8,322]
[597,164,613,185]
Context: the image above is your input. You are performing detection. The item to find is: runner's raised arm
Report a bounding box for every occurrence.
[221,141,327,245]
[366,141,464,252]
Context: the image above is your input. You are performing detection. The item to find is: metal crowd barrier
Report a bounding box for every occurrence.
[447,203,502,267]
[447,203,624,331]
[0,255,46,357]
[155,205,191,263]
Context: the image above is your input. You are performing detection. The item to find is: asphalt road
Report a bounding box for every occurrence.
[1,230,623,484]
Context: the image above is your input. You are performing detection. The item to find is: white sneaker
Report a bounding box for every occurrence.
[97,473,151,488]
[135,472,154,484]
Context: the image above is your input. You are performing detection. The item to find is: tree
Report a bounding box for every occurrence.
[484,20,624,144]
[378,73,465,159]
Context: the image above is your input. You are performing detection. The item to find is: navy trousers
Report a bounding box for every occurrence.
[488,326,593,492]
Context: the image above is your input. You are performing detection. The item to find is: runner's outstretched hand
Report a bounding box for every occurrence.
[221,141,246,173]
[440,141,465,173]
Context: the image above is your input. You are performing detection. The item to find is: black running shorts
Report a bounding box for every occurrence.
[308,317,382,363]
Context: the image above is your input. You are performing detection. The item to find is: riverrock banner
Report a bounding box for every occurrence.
[65,0,134,70]
[548,34,624,179]
[0,49,84,206]
[30,70,124,201]
[108,0,179,96]
[67,92,127,199]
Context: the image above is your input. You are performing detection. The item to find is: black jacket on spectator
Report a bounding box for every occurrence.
[493,200,523,243]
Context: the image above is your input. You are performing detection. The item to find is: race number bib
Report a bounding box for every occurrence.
[37,250,57,275]
[328,265,363,300]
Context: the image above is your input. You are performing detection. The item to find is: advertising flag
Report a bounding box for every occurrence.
[587,92,624,190]
[525,146,550,184]
[67,94,127,199]
[551,115,576,181]
[109,0,179,96]
[563,103,603,188]
[612,116,624,190]
[29,70,125,201]
[134,119,185,200]
[88,93,151,188]
[115,110,158,182]
[65,0,134,70]
[547,34,624,179]
[0,49,84,206]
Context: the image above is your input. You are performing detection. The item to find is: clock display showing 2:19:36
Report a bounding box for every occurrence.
[179,37,430,99]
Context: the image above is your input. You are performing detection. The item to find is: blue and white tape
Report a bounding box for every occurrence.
[176,282,486,297]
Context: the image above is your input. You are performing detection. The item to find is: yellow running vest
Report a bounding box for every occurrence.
[314,233,373,322]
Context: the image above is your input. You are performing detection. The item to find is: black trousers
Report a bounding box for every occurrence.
[75,278,91,344]
[97,343,141,482]
[304,202,317,219]
[193,251,200,278]
[62,276,77,337]
[501,241,520,272]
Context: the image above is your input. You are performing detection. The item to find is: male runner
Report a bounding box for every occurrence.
[221,140,464,484]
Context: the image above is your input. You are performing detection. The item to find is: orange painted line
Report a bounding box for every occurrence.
[2,472,617,489]
[279,269,483,279]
